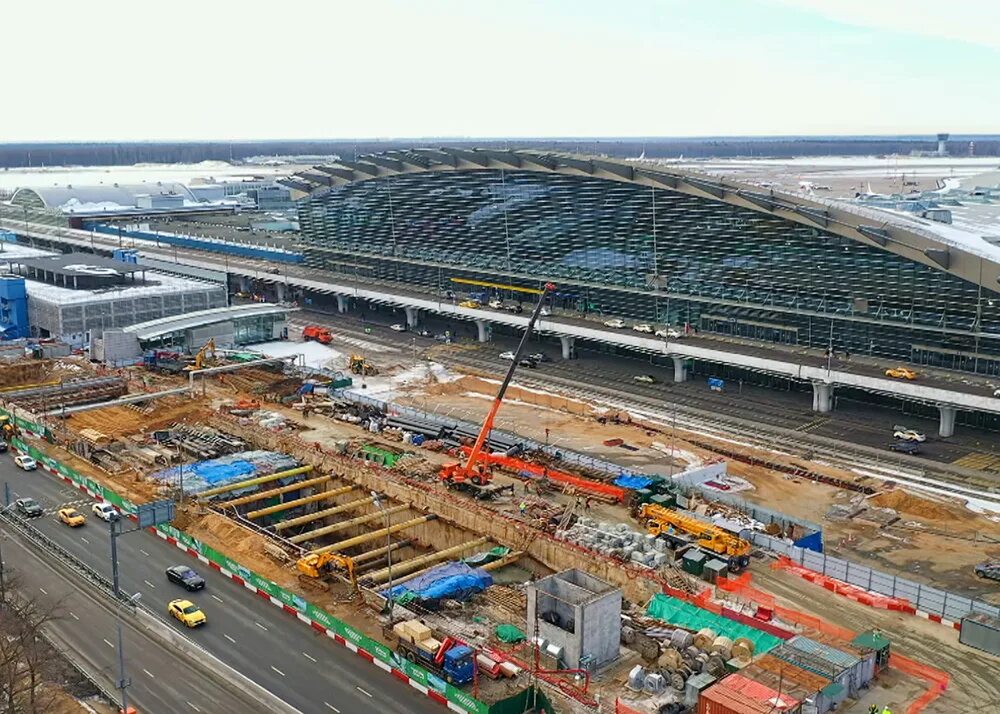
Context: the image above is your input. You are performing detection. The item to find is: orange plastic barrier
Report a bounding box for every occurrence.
[771,557,916,614]
[893,653,950,714]
[615,698,645,714]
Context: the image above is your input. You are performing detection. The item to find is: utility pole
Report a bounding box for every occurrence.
[109,518,132,714]
[371,492,393,621]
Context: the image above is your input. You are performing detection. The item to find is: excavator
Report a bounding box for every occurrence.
[296,551,357,590]
[638,503,752,572]
[183,338,216,371]
[440,282,555,494]
[349,354,378,376]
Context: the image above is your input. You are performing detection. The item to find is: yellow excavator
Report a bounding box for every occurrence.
[184,338,216,371]
[296,551,357,590]
[349,354,378,376]
[638,503,752,572]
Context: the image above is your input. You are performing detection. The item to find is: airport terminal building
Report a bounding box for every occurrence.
[290,149,1000,377]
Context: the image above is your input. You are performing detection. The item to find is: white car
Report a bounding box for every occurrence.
[539,307,551,317]
[655,327,683,339]
[488,299,504,309]
[13,455,37,471]
[632,324,654,334]
[499,351,516,361]
[893,429,926,443]
[633,374,657,384]
[91,502,120,522]
[603,318,626,329]
[389,323,406,332]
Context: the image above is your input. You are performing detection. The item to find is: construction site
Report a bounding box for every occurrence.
[1,292,997,714]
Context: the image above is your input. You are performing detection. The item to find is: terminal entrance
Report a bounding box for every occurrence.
[701,314,799,345]
[911,343,1000,377]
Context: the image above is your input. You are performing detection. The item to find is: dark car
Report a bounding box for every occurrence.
[529,352,550,363]
[0,439,7,453]
[166,565,206,591]
[518,358,538,368]
[14,498,43,518]
[505,304,524,314]
[889,440,921,455]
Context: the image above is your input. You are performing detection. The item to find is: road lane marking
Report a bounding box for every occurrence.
[211,594,223,603]
[140,549,150,557]
[142,669,155,679]
[38,587,47,595]
[324,704,340,713]
[356,687,373,698]
[271,666,285,677]
[223,634,236,644]
[79,537,90,544]
[255,621,268,631]
[143,580,156,589]
[103,639,114,649]
[303,652,317,663]
[69,612,79,621]
[187,702,201,712]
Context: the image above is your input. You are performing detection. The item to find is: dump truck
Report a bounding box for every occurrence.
[638,503,752,572]
[392,619,475,685]
[302,325,333,344]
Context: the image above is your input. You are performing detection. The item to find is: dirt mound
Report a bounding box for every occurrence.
[868,489,969,522]
[186,511,296,588]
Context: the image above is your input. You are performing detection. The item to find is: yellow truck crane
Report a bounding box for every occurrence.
[638,503,752,572]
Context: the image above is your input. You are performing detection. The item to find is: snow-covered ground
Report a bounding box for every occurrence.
[253,339,345,370]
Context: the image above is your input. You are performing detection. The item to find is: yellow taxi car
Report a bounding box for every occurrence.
[168,599,206,628]
[58,507,86,527]
[885,367,918,380]
[458,299,481,309]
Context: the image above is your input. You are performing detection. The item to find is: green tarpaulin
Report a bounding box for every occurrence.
[646,594,783,654]
[495,624,525,643]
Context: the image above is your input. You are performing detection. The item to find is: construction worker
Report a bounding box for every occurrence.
[881,708,892,714]
[519,500,527,517]
[868,705,878,714]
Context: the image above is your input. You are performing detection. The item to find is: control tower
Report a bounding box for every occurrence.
[937,133,950,156]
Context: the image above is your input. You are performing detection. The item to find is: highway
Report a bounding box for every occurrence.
[1,531,279,713]
[0,457,442,714]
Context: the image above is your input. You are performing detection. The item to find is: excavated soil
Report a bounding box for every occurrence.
[867,488,973,522]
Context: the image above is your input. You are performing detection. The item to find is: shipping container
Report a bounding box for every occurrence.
[740,659,828,712]
[697,673,800,714]
[959,612,1000,656]
[811,632,876,687]
[769,643,848,709]
[785,636,864,697]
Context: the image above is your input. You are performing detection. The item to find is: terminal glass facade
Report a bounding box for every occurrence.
[299,170,1000,375]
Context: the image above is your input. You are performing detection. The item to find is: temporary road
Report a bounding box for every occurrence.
[0,457,442,714]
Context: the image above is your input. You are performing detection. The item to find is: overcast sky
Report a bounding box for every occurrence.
[5,0,998,142]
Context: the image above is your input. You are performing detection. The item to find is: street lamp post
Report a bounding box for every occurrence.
[371,492,393,620]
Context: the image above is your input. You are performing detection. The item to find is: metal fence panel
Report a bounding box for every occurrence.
[845,562,873,590]
[824,557,849,581]
[918,586,947,616]
[892,577,921,603]
[801,549,826,572]
[869,571,897,598]
[944,593,974,622]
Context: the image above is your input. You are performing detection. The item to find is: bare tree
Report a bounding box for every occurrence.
[0,569,62,714]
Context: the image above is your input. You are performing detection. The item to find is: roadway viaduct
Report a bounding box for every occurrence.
[6,217,1000,438]
[0,454,442,714]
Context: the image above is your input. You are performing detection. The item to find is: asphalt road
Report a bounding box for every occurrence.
[1,530,278,714]
[0,458,442,714]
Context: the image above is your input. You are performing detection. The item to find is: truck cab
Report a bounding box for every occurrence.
[440,645,475,685]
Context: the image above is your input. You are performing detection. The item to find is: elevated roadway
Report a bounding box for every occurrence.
[7,217,1000,436]
[0,455,441,714]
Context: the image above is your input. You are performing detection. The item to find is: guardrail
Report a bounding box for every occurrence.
[0,507,137,613]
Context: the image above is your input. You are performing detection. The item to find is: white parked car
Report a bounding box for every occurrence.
[633,374,657,384]
[655,327,683,339]
[993,388,1000,397]
[632,324,654,334]
[13,455,37,471]
[389,323,406,332]
[539,307,551,317]
[488,299,504,309]
[91,502,120,522]
[893,428,926,443]
[499,351,516,361]
[603,318,626,329]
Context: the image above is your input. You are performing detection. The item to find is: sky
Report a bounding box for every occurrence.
[4,0,998,142]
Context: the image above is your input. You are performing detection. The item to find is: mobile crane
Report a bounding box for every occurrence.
[638,503,752,572]
[440,282,555,493]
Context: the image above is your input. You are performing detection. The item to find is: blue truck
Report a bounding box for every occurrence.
[394,621,475,685]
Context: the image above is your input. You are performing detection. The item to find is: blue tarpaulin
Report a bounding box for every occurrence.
[382,562,492,604]
[614,474,654,490]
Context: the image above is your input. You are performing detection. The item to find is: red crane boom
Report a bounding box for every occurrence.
[440,282,556,488]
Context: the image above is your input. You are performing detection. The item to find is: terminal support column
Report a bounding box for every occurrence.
[475,320,489,343]
[811,381,834,413]
[238,276,250,293]
[560,336,575,360]
[336,295,348,313]
[671,356,688,383]
[275,282,287,302]
[938,406,957,438]
[404,306,420,328]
